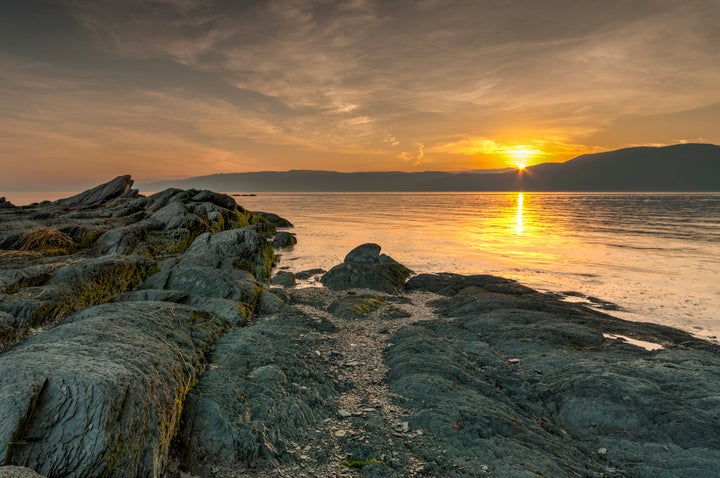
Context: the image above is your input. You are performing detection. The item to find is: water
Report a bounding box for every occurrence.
[233,192,720,340]
[5,191,719,340]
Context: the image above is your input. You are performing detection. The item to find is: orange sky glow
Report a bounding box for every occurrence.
[1,1,719,191]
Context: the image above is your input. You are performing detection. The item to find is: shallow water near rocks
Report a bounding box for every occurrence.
[234,192,720,341]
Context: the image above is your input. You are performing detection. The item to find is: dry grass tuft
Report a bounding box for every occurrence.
[19,227,75,252]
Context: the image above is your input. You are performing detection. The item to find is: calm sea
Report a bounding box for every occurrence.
[5,191,719,341]
[235,192,720,341]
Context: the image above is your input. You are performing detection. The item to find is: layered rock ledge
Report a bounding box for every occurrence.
[1,181,719,478]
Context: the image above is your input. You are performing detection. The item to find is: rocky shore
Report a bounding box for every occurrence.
[1,178,719,478]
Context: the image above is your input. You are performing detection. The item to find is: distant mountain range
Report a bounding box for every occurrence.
[140,143,720,192]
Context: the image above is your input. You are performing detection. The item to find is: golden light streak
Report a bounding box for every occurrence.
[515,192,524,235]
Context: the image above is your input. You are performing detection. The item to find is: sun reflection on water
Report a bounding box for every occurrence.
[515,192,524,235]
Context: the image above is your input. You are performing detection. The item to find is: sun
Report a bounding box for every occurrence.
[506,146,540,170]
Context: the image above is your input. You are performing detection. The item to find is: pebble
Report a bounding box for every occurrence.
[338,409,353,418]
[334,430,347,438]
[507,358,521,364]
[597,447,608,455]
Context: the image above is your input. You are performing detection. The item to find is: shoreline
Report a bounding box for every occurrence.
[1,177,719,477]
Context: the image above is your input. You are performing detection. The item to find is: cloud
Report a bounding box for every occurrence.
[2,0,720,187]
[399,143,425,166]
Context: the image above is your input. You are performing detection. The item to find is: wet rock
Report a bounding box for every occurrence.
[295,268,326,280]
[321,243,413,293]
[253,211,294,228]
[272,231,297,249]
[271,271,296,288]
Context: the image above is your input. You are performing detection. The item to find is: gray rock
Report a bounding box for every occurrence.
[405,272,534,296]
[295,268,326,280]
[141,266,260,304]
[0,197,16,209]
[321,244,413,294]
[181,227,274,281]
[0,255,156,348]
[271,271,296,288]
[173,309,339,472]
[383,278,720,477]
[0,302,228,478]
[257,289,288,315]
[55,175,133,207]
[191,190,237,210]
[272,231,297,249]
[0,466,46,478]
[328,294,386,319]
[117,289,253,326]
[253,211,294,228]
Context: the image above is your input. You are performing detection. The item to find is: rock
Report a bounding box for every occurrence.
[328,294,386,319]
[253,211,294,228]
[383,278,720,477]
[172,308,340,473]
[271,271,296,288]
[272,231,297,249]
[338,409,353,418]
[0,466,46,478]
[295,268,326,280]
[257,289,288,315]
[405,272,534,296]
[0,197,16,209]
[142,266,259,303]
[0,302,228,478]
[56,175,133,207]
[180,227,275,282]
[0,255,156,349]
[191,190,237,210]
[321,244,413,293]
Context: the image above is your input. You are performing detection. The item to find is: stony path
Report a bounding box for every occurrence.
[221,290,443,478]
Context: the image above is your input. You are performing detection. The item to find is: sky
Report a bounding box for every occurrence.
[1,0,719,190]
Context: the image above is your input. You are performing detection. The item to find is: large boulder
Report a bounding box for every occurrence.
[0,302,228,478]
[321,243,413,293]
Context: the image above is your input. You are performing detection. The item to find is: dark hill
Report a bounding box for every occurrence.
[139,143,720,192]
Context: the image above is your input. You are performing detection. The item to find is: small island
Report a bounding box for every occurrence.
[0,177,718,478]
